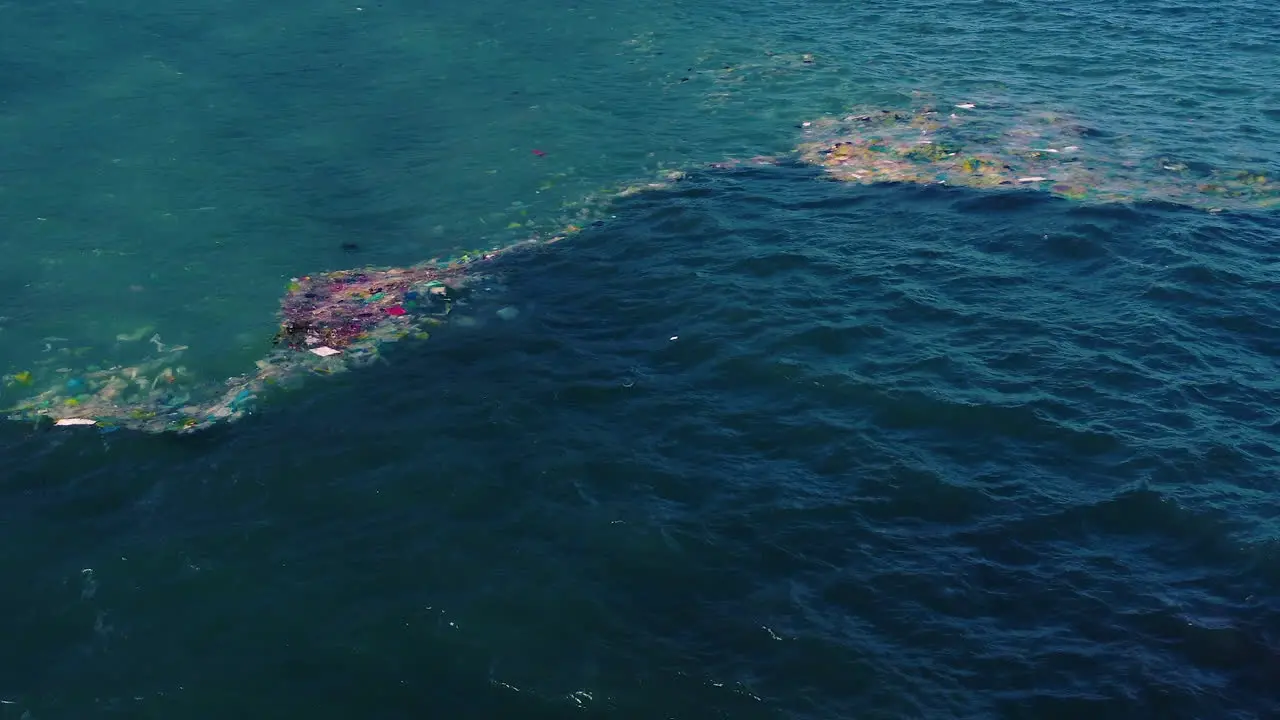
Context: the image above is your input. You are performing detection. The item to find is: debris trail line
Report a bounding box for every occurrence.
[6,104,1275,434]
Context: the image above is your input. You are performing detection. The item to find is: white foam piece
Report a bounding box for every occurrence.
[309,346,342,357]
[55,418,97,426]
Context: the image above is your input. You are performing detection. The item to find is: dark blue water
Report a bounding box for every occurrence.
[5,166,1278,718]
[3,0,1280,717]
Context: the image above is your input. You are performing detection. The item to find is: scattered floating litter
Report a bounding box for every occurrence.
[5,99,1276,435]
[793,104,1278,210]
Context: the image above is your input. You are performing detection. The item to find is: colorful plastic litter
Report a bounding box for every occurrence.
[790,104,1279,211]
[4,102,1276,435]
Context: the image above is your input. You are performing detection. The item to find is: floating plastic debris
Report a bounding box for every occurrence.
[115,326,154,342]
[1,223,594,432]
[4,102,1275,435]
[793,104,1279,211]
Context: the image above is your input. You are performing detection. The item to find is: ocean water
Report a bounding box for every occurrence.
[2,0,1279,717]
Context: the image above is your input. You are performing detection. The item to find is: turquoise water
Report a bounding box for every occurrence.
[2,0,1279,717]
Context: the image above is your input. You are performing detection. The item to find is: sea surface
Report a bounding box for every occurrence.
[2,0,1279,717]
